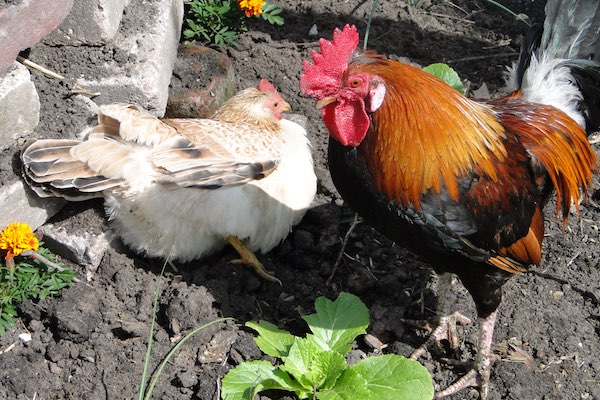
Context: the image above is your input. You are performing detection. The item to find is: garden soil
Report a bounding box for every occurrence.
[1,0,599,399]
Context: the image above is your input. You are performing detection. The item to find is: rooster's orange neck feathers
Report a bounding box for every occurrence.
[354,61,508,209]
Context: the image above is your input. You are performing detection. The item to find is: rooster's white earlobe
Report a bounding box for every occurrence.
[367,80,386,112]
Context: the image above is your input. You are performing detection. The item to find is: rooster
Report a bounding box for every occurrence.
[22,79,317,283]
[300,0,600,398]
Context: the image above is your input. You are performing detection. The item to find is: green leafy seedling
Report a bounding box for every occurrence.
[221,292,434,400]
[423,63,465,94]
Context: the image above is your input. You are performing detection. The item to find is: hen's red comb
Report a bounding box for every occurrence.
[258,79,277,93]
[300,25,360,99]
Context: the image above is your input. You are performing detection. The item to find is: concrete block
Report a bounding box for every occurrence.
[45,0,131,45]
[74,0,184,116]
[0,180,65,231]
[0,63,40,148]
[0,0,73,75]
[166,44,236,118]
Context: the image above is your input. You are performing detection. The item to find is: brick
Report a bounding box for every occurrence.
[0,62,40,149]
[45,0,131,45]
[0,180,66,230]
[0,0,73,75]
[75,0,184,116]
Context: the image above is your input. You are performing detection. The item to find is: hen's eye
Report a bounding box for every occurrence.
[350,79,362,88]
[273,102,279,108]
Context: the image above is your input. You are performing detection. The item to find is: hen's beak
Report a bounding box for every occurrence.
[282,101,291,112]
[316,96,337,109]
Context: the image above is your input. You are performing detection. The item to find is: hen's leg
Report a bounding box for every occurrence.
[225,236,281,285]
[435,311,496,400]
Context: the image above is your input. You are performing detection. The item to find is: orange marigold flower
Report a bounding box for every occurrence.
[0,222,39,259]
[238,0,265,16]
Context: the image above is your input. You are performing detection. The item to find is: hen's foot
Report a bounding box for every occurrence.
[407,311,472,360]
[226,236,282,285]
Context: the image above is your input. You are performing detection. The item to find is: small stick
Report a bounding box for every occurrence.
[16,56,100,97]
[0,341,19,355]
[17,56,65,80]
[446,52,518,63]
[427,12,475,24]
[271,41,319,49]
[566,250,582,267]
[326,213,360,285]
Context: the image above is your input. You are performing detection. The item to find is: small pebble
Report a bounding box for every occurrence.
[18,333,32,345]
[48,362,63,375]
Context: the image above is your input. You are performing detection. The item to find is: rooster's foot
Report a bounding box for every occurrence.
[407,311,472,360]
[226,236,282,285]
[435,311,497,400]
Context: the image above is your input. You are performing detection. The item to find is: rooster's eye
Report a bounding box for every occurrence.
[350,79,362,88]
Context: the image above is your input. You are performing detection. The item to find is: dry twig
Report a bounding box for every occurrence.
[17,56,101,97]
[326,214,360,285]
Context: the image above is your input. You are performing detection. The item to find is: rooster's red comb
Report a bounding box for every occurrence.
[258,79,277,93]
[300,25,360,99]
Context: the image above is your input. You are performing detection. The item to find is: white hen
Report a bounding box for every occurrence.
[22,80,317,282]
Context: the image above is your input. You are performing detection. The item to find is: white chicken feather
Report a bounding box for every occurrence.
[22,80,317,282]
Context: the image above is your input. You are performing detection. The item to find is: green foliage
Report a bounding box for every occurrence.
[0,245,75,335]
[423,63,465,94]
[221,292,434,400]
[259,3,283,26]
[183,0,284,47]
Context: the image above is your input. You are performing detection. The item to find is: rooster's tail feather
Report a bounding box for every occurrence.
[509,0,600,135]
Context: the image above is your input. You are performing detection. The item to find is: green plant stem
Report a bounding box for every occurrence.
[484,0,530,26]
[143,317,233,400]
[137,260,168,400]
[363,0,380,49]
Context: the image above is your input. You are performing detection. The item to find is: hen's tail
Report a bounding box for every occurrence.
[21,138,125,201]
[509,0,600,134]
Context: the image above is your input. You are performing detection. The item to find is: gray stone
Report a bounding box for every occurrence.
[0,63,40,149]
[0,0,73,75]
[45,0,130,45]
[0,180,65,231]
[41,223,110,269]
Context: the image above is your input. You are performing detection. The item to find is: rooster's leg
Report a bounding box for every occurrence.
[225,236,282,285]
[435,311,497,400]
[409,273,472,359]
[408,311,472,360]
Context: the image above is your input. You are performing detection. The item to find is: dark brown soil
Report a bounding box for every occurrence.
[1,1,599,400]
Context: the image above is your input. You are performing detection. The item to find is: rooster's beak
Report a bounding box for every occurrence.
[316,96,337,109]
